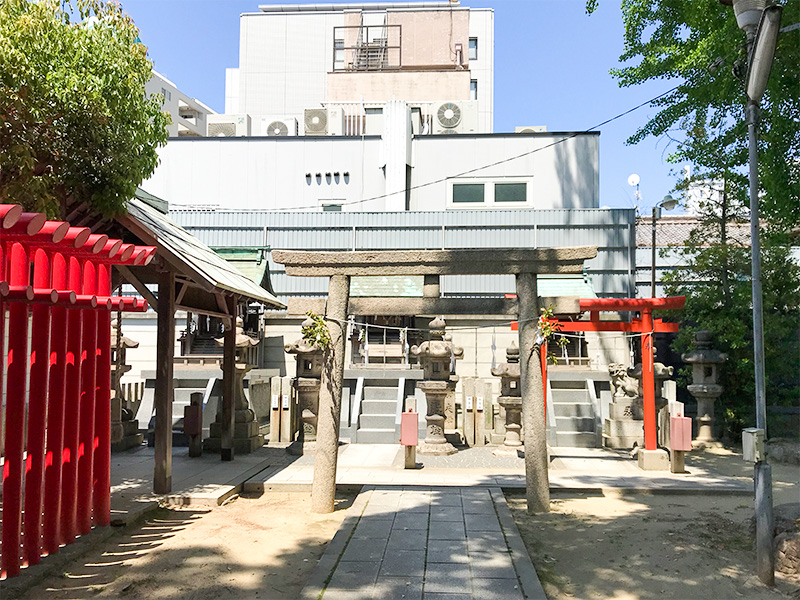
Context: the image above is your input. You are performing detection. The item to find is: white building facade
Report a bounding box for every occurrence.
[225,1,494,135]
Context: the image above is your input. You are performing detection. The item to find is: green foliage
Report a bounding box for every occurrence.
[0,0,170,217]
[663,235,800,439]
[605,0,799,232]
[539,306,569,365]
[302,311,331,349]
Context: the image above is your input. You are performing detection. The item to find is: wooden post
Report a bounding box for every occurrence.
[153,267,175,494]
[311,274,350,514]
[516,272,548,514]
[221,294,237,461]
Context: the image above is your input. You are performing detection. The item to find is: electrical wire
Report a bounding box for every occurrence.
[171,85,681,213]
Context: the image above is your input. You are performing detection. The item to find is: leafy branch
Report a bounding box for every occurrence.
[301,311,331,349]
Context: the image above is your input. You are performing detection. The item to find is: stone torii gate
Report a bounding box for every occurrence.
[272,247,597,514]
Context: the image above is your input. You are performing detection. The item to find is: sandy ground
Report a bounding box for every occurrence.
[15,492,355,600]
[508,450,800,600]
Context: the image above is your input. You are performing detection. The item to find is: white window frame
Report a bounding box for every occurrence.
[447,178,532,209]
[468,37,478,61]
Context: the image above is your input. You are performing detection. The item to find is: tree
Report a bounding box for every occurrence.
[0,0,169,217]
[588,0,799,232]
[589,0,800,438]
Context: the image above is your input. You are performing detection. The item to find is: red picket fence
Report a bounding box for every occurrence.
[0,204,155,579]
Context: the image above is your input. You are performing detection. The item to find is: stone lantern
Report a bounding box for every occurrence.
[682,330,727,447]
[285,316,324,452]
[491,341,523,449]
[204,318,263,454]
[110,318,143,451]
[411,317,463,455]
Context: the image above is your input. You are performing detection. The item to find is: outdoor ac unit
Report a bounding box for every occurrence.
[260,117,298,137]
[207,114,251,137]
[515,126,547,133]
[304,107,346,136]
[432,101,478,134]
[304,108,329,135]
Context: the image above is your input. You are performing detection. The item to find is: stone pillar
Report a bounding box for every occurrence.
[411,317,463,456]
[285,320,324,455]
[492,341,523,452]
[682,330,727,448]
[311,274,350,514]
[516,272,548,514]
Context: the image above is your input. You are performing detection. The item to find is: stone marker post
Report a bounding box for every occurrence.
[516,272,548,514]
[312,274,350,514]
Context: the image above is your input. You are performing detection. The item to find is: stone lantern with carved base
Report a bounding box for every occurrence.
[411,317,463,455]
[492,341,523,451]
[204,318,263,454]
[682,330,727,448]
[285,317,324,455]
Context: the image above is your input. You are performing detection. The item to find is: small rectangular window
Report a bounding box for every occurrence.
[322,203,342,212]
[470,80,478,101]
[334,39,344,68]
[495,182,527,203]
[452,183,484,203]
[468,38,478,61]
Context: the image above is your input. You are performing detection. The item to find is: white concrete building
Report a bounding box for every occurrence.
[145,71,217,137]
[225,1,494,135]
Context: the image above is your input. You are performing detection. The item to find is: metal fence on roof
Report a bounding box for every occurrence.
[169,208,637,301]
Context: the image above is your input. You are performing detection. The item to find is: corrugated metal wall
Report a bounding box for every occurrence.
[170,208,636,300]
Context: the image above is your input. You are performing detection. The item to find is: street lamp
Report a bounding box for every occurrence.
[651,195,678,297]
[721,0,784,586]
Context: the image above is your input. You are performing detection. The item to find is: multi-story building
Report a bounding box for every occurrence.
[224,1,493,135]
[145,71,217,137]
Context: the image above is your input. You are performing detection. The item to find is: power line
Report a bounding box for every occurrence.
[189,85,679,213]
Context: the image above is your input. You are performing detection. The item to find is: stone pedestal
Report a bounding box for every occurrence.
[496,397,522,446]
[683,330,727,448]
[204,363,263,454]
[637,448,670,471]
[603,363,643,449]
[417,380,457,455]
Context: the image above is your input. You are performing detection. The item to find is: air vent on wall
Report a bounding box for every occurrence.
[431,101,478,135]
[514,126,547,133]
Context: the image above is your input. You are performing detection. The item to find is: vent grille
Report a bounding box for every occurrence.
[267,121,289,136]
[436,102,462,129]
[208,122,237,137]
[304,109,328,134]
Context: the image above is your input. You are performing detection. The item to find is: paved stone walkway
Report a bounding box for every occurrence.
[300,485,546,600]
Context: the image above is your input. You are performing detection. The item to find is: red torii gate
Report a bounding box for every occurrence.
[0,204,153,579]
[512,296,685,451]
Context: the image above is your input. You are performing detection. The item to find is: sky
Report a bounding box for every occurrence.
[120,0,686,213]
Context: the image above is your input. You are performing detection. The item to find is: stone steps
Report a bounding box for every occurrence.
[356,381,400,444]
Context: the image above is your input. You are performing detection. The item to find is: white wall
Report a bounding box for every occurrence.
[144,137,387,211]
[469,8,494,132]
[143,132,599,211]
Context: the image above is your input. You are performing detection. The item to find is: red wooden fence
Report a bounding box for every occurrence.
[0,204,154,579]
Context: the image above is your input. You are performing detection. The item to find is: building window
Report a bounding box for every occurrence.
[449,179,531,208]
[334,39,344,69]
[470,80,478,101]
[452,183,485,204]
[161,88,172,101]
[468,38,478,61]
[495,183,526,203]
[321,203,342,212]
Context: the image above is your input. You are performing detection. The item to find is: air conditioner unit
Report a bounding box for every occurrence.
[515,126,547,133]
[432,101,478,134]
[304,107,346,136]
[258,117,298,137]
[207,114,251,137]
